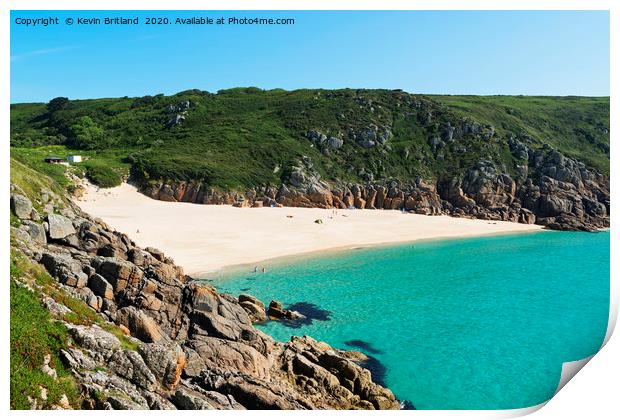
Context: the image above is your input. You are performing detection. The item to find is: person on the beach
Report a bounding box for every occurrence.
[253,266,258,273]
[262,267,266,273]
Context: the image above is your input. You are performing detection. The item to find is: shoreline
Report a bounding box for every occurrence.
[211,227,609,279]
[75,182,545,276]
[201,229,549,280]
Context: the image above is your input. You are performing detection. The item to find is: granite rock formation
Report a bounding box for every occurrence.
[10,186,400,410]
[141,141,608,232]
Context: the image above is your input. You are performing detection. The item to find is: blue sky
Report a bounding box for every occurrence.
[10,10,610,103]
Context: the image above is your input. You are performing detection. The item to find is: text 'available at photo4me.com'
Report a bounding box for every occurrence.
[14,14,296,28]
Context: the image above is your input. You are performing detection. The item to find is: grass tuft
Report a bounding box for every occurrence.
[10,280,79,409]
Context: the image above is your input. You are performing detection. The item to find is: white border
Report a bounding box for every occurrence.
[1,1,617,418]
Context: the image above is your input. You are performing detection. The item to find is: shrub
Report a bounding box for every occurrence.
[85,165,122,188]
[69,116,105,149]
[46,97,70,113]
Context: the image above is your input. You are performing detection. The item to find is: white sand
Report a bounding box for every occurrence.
[76,183,544,276]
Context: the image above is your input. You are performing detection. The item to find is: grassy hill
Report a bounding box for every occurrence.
[9,159,141,409]
[10,89,610,190]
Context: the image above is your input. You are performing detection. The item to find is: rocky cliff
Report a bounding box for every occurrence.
[11,90,609,232]
[10,183,400,410]
[141,141,609,232]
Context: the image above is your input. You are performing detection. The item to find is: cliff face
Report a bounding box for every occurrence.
[10,90,610,232]
[141,141,609,232]
[10,183,399,410]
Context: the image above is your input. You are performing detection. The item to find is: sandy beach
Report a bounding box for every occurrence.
[76,183,544,276]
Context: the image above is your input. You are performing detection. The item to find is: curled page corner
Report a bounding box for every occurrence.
[494,402,546,418]
[492,357,594,419]
[602,284,618,347]
[493,362,592,419]
[531,279,620,413]
[554,356,595,395]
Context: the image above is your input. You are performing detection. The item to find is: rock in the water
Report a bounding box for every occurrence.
[265,300,306,323]
[267,300,286,319]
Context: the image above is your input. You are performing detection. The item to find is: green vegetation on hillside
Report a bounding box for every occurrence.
[10,243,141,409]
[10,149,71,190]
[9,156,146,409]
[10,254,78,409]
[10,89,610,190]
[10,146,130,190]
[433,95,610,173]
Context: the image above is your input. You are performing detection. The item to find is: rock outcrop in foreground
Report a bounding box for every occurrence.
[10,185,399,410]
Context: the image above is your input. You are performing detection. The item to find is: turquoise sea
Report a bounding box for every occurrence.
[209,231,610,410]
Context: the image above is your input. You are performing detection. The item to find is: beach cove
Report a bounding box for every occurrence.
[76,182,543,275]
[75,182,609,409]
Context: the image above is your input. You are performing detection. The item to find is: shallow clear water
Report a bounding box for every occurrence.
[209,231,609,410]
